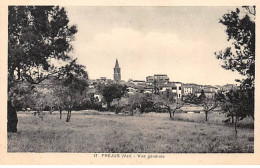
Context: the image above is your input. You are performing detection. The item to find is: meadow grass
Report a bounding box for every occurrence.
[173,112,254,128]
[8,111,254,153]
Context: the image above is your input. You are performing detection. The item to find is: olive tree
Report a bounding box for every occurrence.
[154,90,183,119]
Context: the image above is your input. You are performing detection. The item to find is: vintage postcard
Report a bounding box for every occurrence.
[0,0,259,165]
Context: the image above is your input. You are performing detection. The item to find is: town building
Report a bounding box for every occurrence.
[182,84,195,95]
[100,77,107,82]
[203,85,218,93]
[195,91,215,99]
[157,82,182,101]
[146,74,169,85]
[132,80,146,86]
[173,82,182,100]
[113,59,121,82]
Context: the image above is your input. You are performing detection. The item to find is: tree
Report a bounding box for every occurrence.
[214,6,255,121]
[85,93,103,111]
[57,59,88,122]
[113,97,131,115]
[128,93,143,115]
[8,6,77,132]
[8,82,35,112]
[215,6,255,86]
[154,90,182,119]
[184,93,200,105]
[52,82,66,119]
[218,89,252,134]
[129,93,157,113]
[29,89,49,121]
[8,81,55,122]
[198,89,206,102]
[8,82,34,132]
[101,83,127,110]
[8,6,77,84]
[201,95,218,122]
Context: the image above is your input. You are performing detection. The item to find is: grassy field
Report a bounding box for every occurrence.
[8,110,254,153]
[173,112,254,128]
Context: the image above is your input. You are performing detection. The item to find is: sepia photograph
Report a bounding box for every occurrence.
[0,0,259,165]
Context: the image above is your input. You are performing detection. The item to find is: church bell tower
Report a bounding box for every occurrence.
[114,59,121,82]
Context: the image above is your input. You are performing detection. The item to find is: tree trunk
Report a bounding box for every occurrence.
[251,114,254,120]
[49,107,53,115]
[205,111,208,121]
[59,107,62,119]
[7,101,18,133]
[168,107,172,119]
[140,105,145,113]
[172,109,177,120]
[231,116,234,124]
[130,110,134,116]
[66,110,72,122]
[234,116,238,134]
[107,102,111,110]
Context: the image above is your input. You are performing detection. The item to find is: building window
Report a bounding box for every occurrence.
[179,86,181,90]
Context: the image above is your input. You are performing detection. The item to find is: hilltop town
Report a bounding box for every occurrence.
[89,59,238,104]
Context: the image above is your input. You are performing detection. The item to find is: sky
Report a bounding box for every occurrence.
[65,6,244,85]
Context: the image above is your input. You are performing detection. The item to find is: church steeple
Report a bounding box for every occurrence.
[115,59,119,68]
[114,59,121,82]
